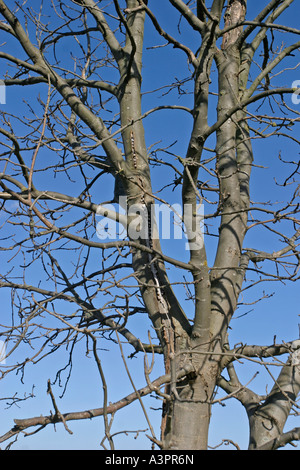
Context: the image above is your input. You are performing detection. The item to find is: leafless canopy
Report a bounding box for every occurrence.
[0,0,299,450]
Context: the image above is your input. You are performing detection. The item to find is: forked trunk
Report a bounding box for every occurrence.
[161,355,218,450]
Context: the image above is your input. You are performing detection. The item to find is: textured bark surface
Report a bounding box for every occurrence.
[0,0,299,451]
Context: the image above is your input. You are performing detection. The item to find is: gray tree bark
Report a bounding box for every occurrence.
[0,0,299,451]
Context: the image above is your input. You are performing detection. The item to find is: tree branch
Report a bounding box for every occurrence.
[0,364,195,445]
[4,77,117,95]
[168,0,205,34]
[255,427,300,450]
[137,0,198,67]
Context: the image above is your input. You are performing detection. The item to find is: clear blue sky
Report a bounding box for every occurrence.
[0,0,299,450]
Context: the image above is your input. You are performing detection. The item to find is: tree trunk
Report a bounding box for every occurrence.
[161,358,218,450]
[248,353,300,449]
[160,326,224,450]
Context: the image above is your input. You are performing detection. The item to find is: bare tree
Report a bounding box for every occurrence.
[0,0,299,450]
